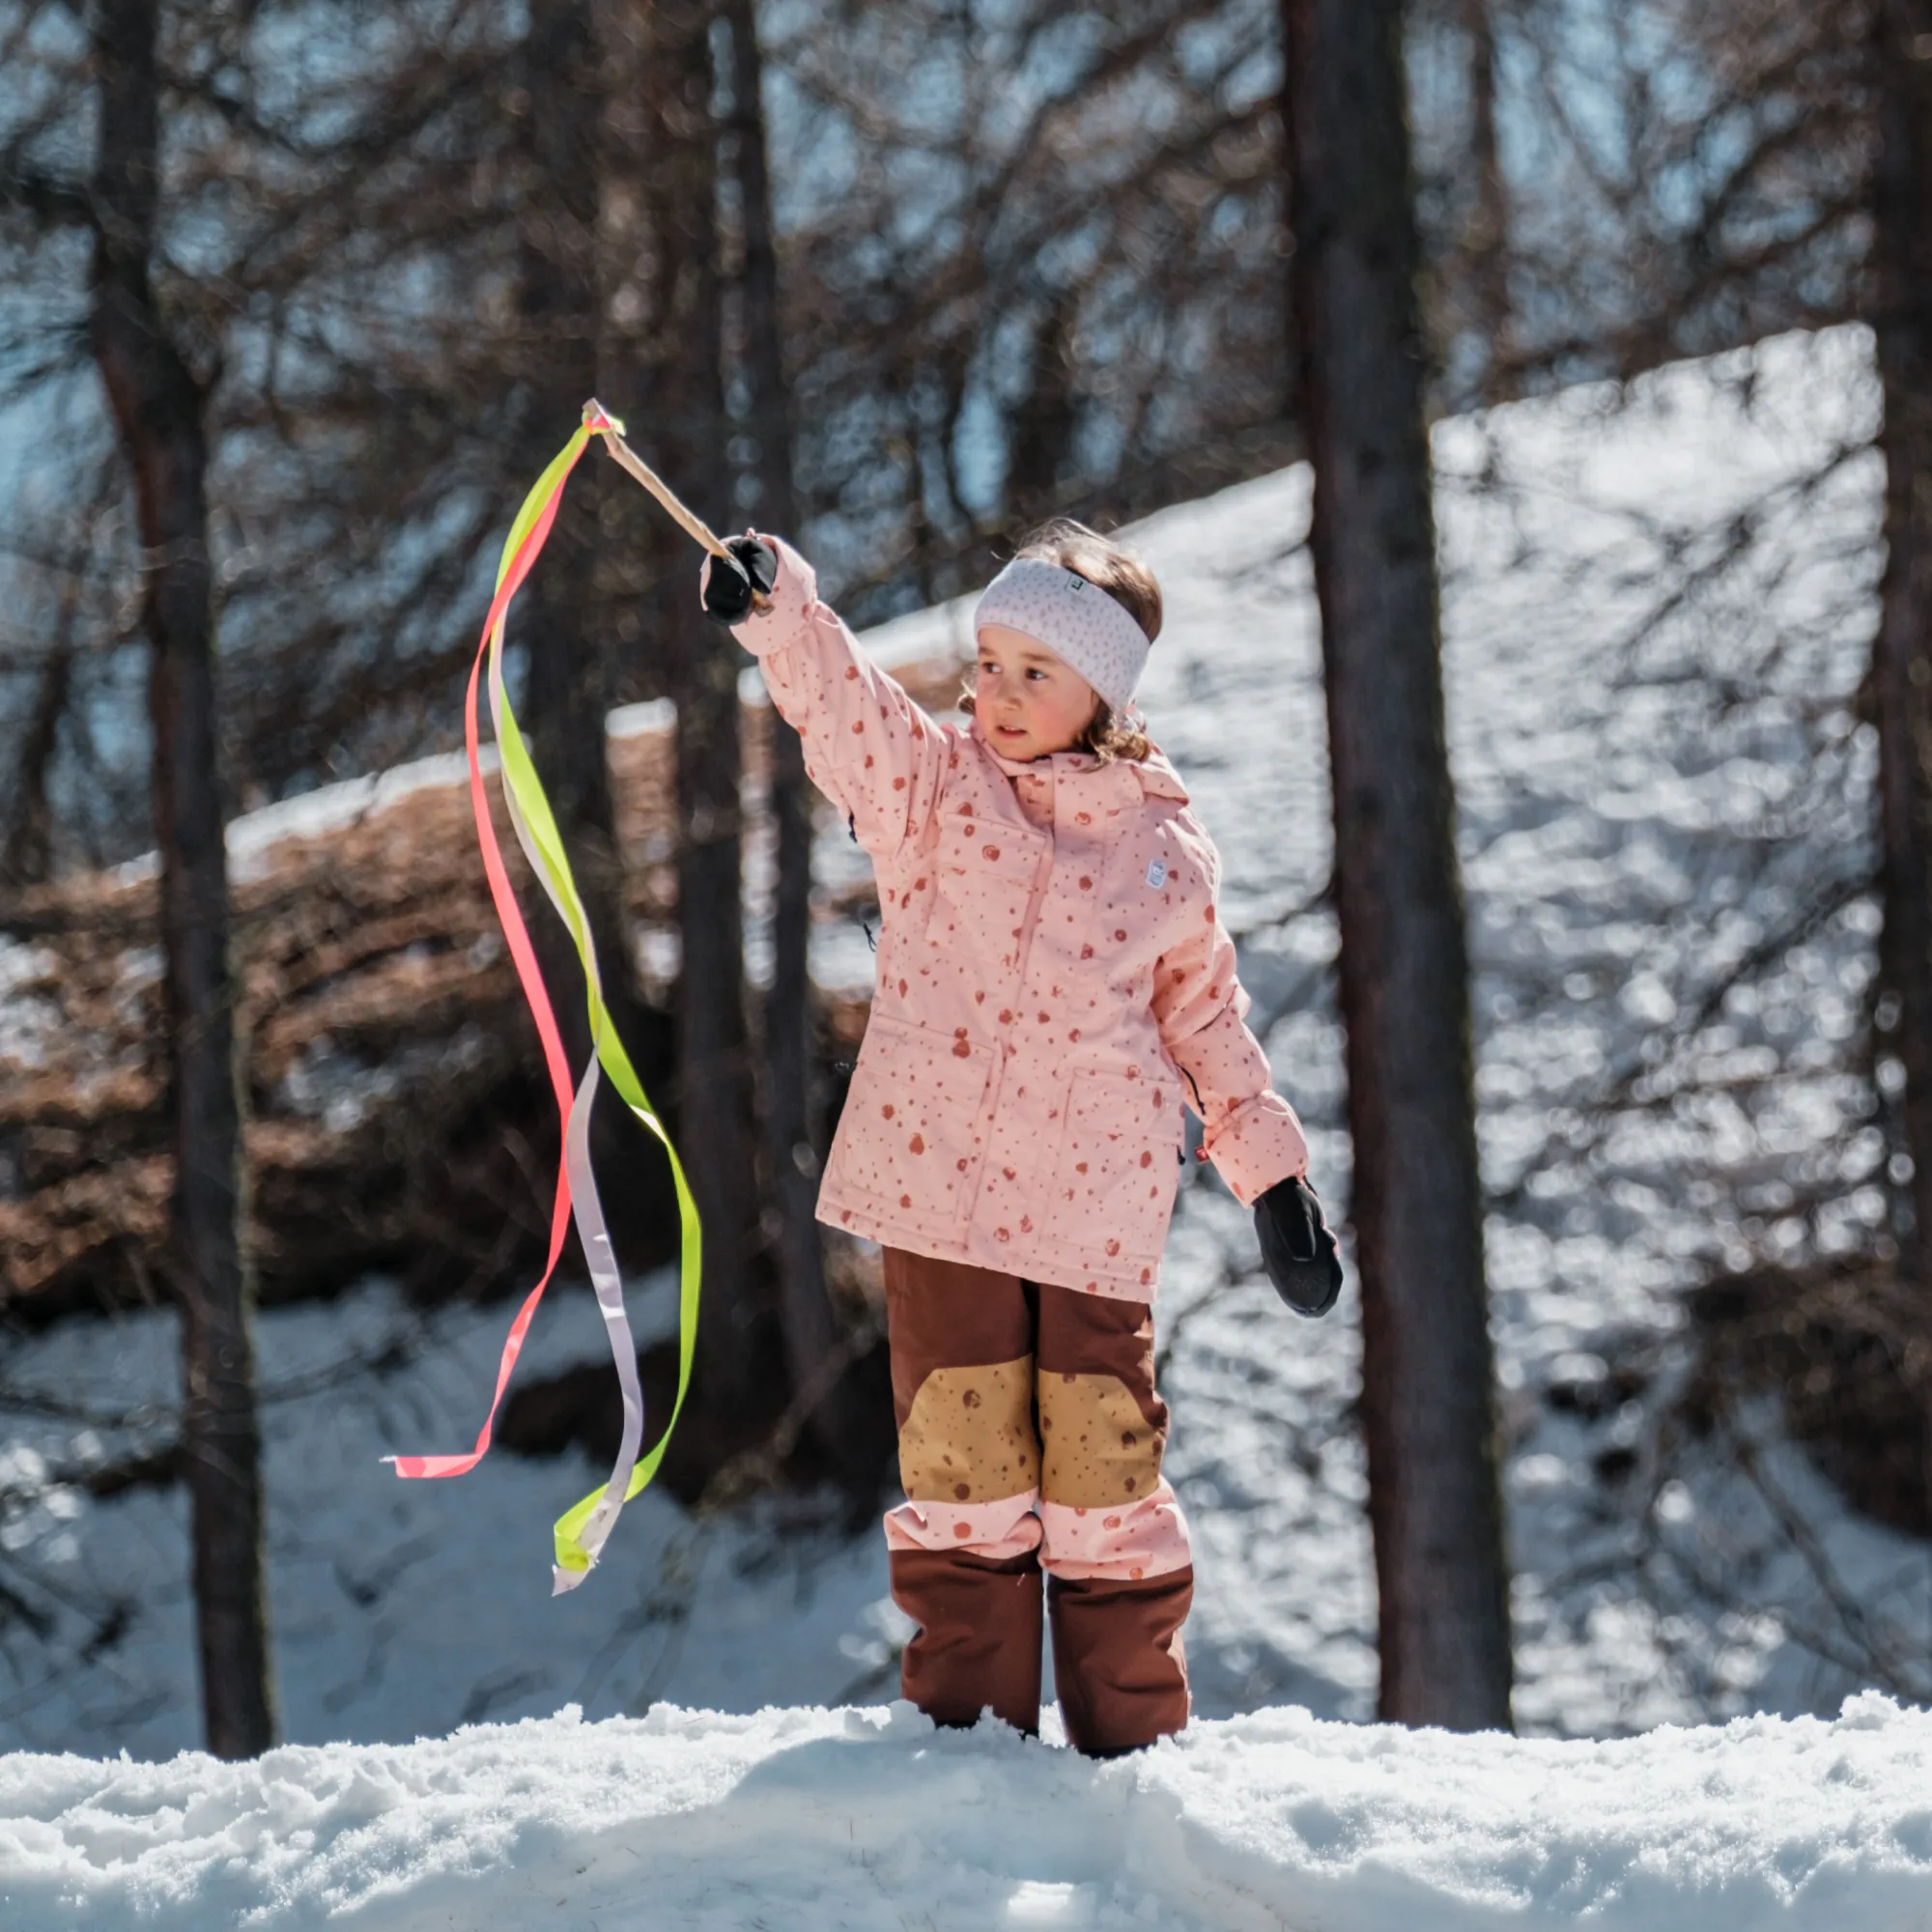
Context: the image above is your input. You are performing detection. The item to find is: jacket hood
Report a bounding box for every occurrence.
[1132,747,1189,804]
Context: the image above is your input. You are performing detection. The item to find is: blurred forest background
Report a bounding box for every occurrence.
[3,0,1932,1758]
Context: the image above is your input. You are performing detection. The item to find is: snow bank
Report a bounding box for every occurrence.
[6,1695,1932,1931]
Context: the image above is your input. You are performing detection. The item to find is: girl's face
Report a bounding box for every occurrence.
[973,624,1099,762]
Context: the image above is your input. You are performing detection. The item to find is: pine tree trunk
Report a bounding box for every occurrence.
[1005,288,1081,527]
[1463,0,1511,406]
[1,619,73,889]
[721,0,873,1477]
[637,0,778,1453]
[90,0,273,1759]
[517,0,613,1030]
[514,0,674,1248]
[1281,0,1513,1730]
[1872,0,1932,1291]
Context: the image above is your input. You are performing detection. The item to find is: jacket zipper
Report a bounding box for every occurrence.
[962,787,1060,1234]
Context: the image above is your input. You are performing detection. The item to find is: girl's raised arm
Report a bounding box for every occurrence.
[707,535,948,865]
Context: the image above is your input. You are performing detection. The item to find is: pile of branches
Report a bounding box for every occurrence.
[0,631,948,1322]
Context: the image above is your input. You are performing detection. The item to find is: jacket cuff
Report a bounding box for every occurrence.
[728,534,818,656]
[1201,1093,1309,1207]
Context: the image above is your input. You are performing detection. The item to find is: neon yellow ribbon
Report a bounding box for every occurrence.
[395,409,702,1591]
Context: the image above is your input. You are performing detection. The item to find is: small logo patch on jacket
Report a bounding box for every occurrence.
[1146,859,1167,889]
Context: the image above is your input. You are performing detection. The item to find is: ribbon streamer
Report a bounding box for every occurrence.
[391,407,703,1595]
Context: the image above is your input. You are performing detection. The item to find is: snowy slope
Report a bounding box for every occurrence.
[0,324,1918,1756]
[7,1697,1932,1931]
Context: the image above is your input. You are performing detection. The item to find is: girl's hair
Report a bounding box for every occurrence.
[963,518,1159,763]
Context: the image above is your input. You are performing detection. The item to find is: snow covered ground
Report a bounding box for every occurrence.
[1,325,1925,1774]
[9,1696,1932,1930]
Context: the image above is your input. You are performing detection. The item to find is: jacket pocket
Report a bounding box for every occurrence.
[835,1013,994,1227]
[1050,1068,1182,1271]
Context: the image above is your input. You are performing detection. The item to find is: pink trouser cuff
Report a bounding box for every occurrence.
[885,1490,1044,1562]
[1038,1484,1192,1581]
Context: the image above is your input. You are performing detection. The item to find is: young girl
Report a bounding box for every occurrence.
[702,519,1318,1755]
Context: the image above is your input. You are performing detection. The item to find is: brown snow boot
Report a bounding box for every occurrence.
[893,1547,1044,1735]
[1048,1566,1193,1755]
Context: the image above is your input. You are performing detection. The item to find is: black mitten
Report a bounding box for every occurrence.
[1255,1176,1344,1318]
[701,534,779,625]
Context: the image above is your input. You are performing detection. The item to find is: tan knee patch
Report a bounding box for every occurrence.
[899,1357,1040,1504]
[1038,1373,1164,1508]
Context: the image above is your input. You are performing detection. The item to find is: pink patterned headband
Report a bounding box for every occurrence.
[973,556,1151,715]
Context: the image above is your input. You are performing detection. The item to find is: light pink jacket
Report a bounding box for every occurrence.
[735,539,1308,1301]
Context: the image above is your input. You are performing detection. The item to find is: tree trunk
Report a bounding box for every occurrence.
[719,0,831,1406]
[517,0,612,1028]
[1463,0,1511,406]
[1,616,73,889]
[89,0,274,1758]
[1281,0,1513,1730]
[636,0,779,1458]
[722,0,878,1480]
[513,0,674,1254]
[1006,287,1082,527]
[1872,0,1932,1292]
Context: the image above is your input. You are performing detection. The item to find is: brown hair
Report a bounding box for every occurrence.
[963,518,1158,764]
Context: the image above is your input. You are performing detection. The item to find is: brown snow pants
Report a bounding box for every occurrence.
[882,1247,1193,1755]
